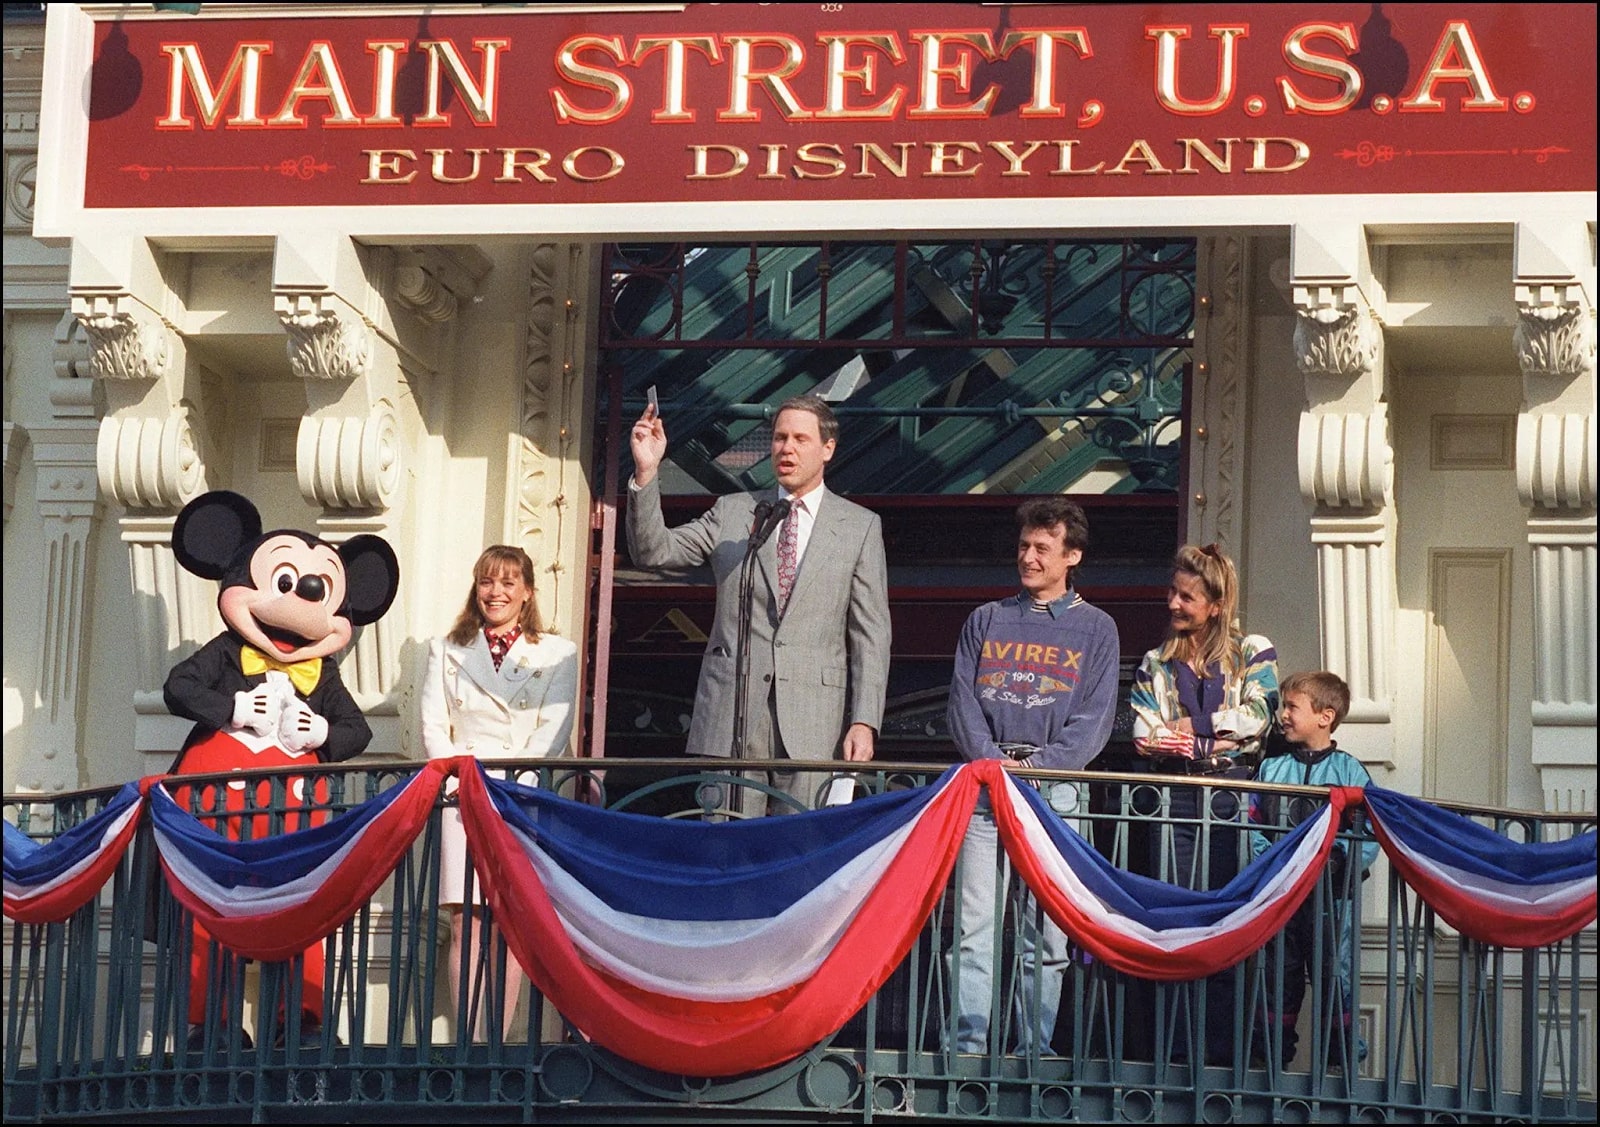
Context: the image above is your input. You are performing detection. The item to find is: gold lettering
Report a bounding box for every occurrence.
[988,139,1047,176]
[794,142,847,179]
[721,35,812,121]
[361,148,416,184]
[427,147,488,183]
[1106,139,1171,175]
[563,146,625,182]
[1245,136,1310,172]
[416,39,506,126]
[1278,22,1361,114]
[1177,137,1238,173]
[1400,20,1507,110]
[364,41,407,126]
[758,143,787,179]
[269,41,361,127]
[496,147,555,183]
[159,42,272,128]
[551,35,631,124]
[633,36,722,122]
[926,140,981,176]
[853,142,913,178]
[816,34,907,120]
[997,29,1093,117]
[1050,139,1104,175]
[909,31,998,118]
[1024,644,1045,664]
[1147,25,1248,115]
[688,144,750,180]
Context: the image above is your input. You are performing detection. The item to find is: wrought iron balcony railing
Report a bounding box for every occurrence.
[4,758,1595,1124]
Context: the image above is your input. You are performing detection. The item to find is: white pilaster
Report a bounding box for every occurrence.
[21,363,101,794]
[274,232,458,722]
[1292,224,1396,761]
[1513,220,1597,812]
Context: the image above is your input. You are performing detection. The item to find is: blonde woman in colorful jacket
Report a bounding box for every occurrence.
[421,545,578,1040]
[1128,542,1279,1064]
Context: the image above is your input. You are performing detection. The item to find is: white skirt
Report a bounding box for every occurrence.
[437,767,544,908]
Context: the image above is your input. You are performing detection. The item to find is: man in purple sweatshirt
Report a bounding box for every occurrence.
[945,497,1121,1057]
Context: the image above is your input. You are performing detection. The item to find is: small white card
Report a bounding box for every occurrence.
[824,777,856,806]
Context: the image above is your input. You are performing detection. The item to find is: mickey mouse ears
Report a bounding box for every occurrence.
[172,491,262,580]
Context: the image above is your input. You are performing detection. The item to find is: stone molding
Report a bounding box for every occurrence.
[1187,236,1247,556]
[516,243,588,619]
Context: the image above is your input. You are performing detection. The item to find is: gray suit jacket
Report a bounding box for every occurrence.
[626,478,891,761]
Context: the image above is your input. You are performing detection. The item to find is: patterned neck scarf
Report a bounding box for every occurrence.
[485,626,522,671]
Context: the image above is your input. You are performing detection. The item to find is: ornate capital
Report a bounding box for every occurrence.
[71,293,173,382]
[297,403,400,511]
[1293,284,1379,380]
[276,292,373,381]
[1513,283,1596,383]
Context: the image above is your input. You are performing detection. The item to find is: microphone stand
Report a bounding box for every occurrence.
[731,499,788,763]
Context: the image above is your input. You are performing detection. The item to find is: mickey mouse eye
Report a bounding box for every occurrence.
[270,563,300,595]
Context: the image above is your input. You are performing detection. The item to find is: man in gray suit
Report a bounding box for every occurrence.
[627,395,891,815]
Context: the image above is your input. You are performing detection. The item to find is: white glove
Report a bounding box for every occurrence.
[231,671,291,736]
[278,697,329,754]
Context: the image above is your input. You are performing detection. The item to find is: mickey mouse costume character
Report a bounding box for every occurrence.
[163,490,399,1050]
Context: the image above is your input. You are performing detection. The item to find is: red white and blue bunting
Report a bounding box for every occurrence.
[6,757,1596,1075]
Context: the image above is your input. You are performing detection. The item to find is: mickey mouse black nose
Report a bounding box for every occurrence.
[295,575,327,603]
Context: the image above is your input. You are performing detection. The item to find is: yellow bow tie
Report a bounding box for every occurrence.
[240,646,323,696]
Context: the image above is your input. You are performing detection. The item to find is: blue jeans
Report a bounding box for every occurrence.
[948,784,1080,1055]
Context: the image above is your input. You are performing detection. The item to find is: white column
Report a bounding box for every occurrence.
[71,236,219,760]
[1292,224,1396,761]
[1513,220,1597,813]
[274,234,475,723]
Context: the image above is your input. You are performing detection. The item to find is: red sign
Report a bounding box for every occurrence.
[80,3,1596,208]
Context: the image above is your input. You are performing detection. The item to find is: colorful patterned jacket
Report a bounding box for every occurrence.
[1129,633,1279,760]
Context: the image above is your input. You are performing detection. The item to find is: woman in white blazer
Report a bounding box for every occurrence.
[420,545,578,1039]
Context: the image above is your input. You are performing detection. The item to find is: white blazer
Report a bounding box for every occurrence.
[420,631,579,762]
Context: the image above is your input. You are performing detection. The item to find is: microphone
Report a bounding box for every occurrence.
[749,500,775,540]
[750,498,791,550]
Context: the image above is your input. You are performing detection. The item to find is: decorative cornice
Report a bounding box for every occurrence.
[276,292,373,380]
[71,294,173,382]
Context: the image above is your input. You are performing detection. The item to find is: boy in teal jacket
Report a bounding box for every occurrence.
[1249,671,1377,1069]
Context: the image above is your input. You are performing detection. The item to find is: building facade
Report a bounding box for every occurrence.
[3,2,1595,1111]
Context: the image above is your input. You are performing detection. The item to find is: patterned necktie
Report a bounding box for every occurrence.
[776,498,804,613]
